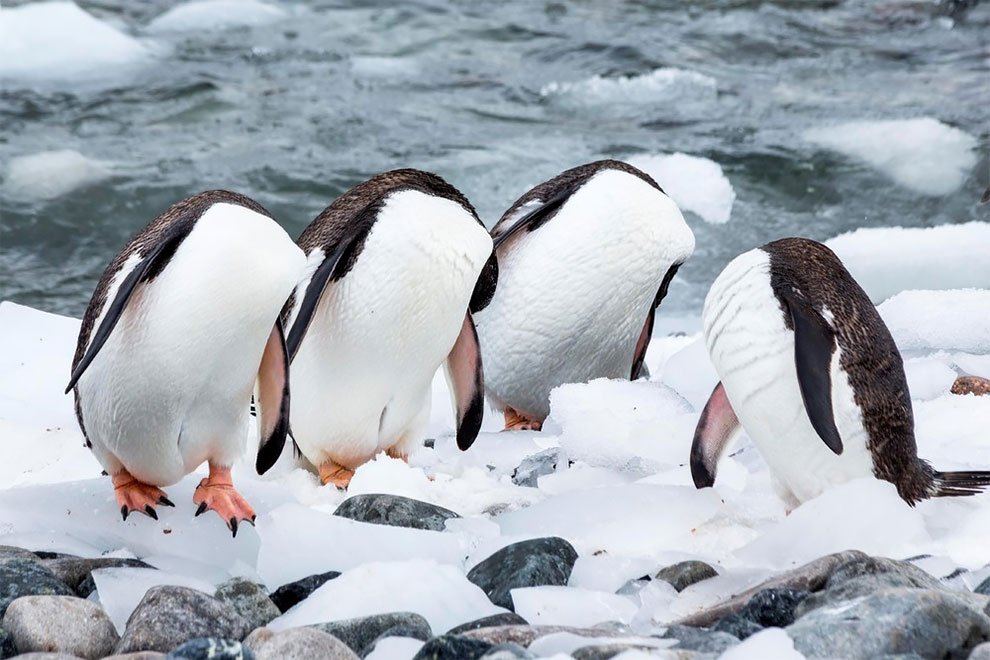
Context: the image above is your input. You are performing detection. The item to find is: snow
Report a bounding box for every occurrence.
[720,628,805,659]
[0,2,151,84]
[540,68,716,108]
[146,0,286,34]
[826,222,990,303]
[365,637,426,660]
[627,153,736,225]
[3,150,113,202]
[805,118,978,196]
[1,289,989,657]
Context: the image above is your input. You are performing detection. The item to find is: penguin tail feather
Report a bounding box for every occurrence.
[931,470,990,497]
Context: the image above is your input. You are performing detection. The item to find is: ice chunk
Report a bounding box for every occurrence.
[735,479,930,569]
[879,289,990,353]
[268,559,505,633]
[548,379,696,475]
[541,68,716,106]
[719,628,804,660]
[805,118,977,196]
[568,555,657,593]
[351,56,419,79]
[0,2,150,83]
[627,153,735,224]
[3,150,112,202]
[93,567,214,633]
[659,336,718,411]
[255,503,466,588]
[146,0,286,33]
[365,637,425,660]
[826,223,990,303]
[511,586,637,627]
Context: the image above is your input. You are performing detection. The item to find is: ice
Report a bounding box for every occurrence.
[528,632,673,657]
[568,555,658,593]
[805,118,977,196]
[146,0,286,34]
[268,559,506,634]
[627,153,736,225]
[719,628,804,660]
[92,567,214,633]
[3,150,113,202]
[540,68,716,108]
[903,357,957,401]
[657,336,718,411]
[826,223,990,302]
[511,586,638,627]
[879,289,990,353]
[364,637,426,660]
[0,2,151,84]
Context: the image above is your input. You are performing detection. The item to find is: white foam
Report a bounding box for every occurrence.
[627,153,736,224]
[826,222,990,303]
[0,2,150,83]
[879,289,990,354]
[146,0,286,34]
[3,150,113,201]
[805,118,977,196]
[540,68,716,106]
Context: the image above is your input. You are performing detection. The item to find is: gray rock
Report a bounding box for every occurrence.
[674,550,868,627]
[0,560,73,618]
[103,654,166,660]
[311,612,432,655]
[42,558,152,596]
[115,586,252,654]
[479,643,534,659]
[213,579,279,631]
[711,614,762,640]
[2,595,118,659]
[467,538,578,610]
[412,635,493,659]
[461,625,615,648]
[5,654,83,659]
[269,571,340,613]
[660,624,739,653]
[655,561,718,593]
[0,547,41,564]
[571,644,703,660]
[974,576,990,596]
[333,494,460,531]
[447,614,529,635]
[738,588,808,627]
[511,449,562,487]
[364,624,433,655]
[165,638,252,659]
[1,625,15,658]
[787,588,990,658]
[970,641,990,659]
[243,627,358,660]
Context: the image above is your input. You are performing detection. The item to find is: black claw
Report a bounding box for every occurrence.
[144,505,158,521]
[230,518,238,538]
[159,496,175,508]
[195,501,208,517]
[250,514,257,524]
[121,505,129,521]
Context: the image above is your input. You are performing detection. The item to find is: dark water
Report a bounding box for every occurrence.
[1,0,988,318]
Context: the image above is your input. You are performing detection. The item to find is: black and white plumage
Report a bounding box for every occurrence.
[474,160,695,425]
[692,237,990,506]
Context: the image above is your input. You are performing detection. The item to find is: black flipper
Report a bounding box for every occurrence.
[445,313,485,450]
[779,288,844,455]
[631,263,682,380]
[492,189,571,250]
[285,228,370,362]
[255,318,290,475]
[470,250,498,313]
[65,221,194,393]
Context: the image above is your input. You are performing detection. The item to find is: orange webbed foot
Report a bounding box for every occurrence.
[386,446,409,462]
[113,470,174,521]
[192,464,255,537]
[504,407,543,432]
[319,460,355,490]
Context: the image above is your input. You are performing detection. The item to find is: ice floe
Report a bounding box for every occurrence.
[3,150,113,202]
[540,68,716,108]
[146,0,286,34]
[627,153,736,225]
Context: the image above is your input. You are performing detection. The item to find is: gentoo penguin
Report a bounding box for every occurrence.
[691,237,990,507]
[282,169,495,489]
[473,160,695,430]
[67,191,304,535]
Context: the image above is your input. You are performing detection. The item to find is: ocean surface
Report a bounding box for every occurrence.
[1,0,987,318]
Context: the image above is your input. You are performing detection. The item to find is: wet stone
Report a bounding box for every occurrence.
[333,494,461,531]
[42,558,152,596]
[951,375,990,396]
[447,613,529,635]
[711,614,763,640]
[268,571,341,613]
[0,559,73,617]
[660,624,739,653]
[213,578,280,631]
[654,561,718,593]
[165,638,252,659]
[412,634,493,660]
[3,595,119,659]
[311,612,432,655]
[511,448,563,487]
[975,576,990,596]
[0,626,15,658]
[739,588,808,628]
[467,537,578,610]
[243,627,358,660]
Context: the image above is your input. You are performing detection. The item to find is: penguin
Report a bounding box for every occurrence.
[473,159,695,430]
[691,237,990,507]
[67,190,305,535]
[282,169,495,489]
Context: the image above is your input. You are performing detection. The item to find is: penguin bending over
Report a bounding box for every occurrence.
[283,169,495,489]
[474,160,695,430]
[67,191,305,534]
[692,237,990,507]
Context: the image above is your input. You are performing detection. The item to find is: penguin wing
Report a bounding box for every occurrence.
[444,313,485,450]
[469,251,498,313]
[255,318,290,474]
[285,226,372,361]
[690,381,741,488]
[631,263,683,380]
[779,288,844,455]
[65,219,196,393]
[492,189,571,250]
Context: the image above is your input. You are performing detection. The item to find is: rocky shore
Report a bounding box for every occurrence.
[1,493,990,659]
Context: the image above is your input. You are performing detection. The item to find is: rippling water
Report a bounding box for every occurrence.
[1,0,988,318]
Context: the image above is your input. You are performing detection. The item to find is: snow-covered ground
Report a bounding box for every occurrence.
[1,266,989,658]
